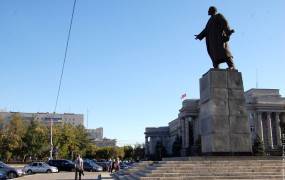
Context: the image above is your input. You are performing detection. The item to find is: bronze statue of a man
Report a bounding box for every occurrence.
[195,6,235,69]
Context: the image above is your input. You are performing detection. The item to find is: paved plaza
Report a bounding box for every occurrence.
[17,172,113,180]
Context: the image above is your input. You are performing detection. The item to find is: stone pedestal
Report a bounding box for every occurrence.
[199,69,252,154]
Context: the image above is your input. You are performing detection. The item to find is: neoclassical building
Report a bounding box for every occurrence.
[145,89,285,157]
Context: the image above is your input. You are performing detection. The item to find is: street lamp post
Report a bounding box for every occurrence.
[50,114,53,160]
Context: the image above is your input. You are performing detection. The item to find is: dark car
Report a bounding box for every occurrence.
[0,161,23,179]
[95,160,109,171]
[0,169,7,180]
[83,160,103,172]
[47,159,75,172]
[119,162,130,169]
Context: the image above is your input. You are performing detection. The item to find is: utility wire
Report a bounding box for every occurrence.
[54,0,77,113]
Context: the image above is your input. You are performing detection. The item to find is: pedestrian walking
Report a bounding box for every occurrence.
[75,154,84,180]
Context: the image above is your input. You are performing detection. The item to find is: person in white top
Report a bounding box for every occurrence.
[75,154,84,180]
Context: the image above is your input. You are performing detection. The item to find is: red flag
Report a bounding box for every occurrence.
[181,93,187,100]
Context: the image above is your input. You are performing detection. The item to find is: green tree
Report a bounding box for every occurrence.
[53,124,92,159]
[22,119,49,161]
[85,144,97,159]
[116,147,125,159]
[3,114,27,161]
[74,125,91,157]
[123,146,134,160]
[53,124,77,159]
[95,147,112,159]
[94,146,125,160]
[252,135,265,156]
[0,116,5,160]
[133,144,145,161]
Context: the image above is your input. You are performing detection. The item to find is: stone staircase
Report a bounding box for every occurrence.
[113,157,284,180]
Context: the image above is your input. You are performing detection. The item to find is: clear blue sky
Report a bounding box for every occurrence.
[1,0,284,145]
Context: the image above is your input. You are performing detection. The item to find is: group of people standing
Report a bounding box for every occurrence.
[108,157,120,173]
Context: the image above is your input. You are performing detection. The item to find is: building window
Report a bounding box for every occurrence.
[250,125,255,132]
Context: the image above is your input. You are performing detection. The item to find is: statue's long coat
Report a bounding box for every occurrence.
[196,13,233,65]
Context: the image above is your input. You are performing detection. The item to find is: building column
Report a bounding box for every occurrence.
[181,118,186,149]
[145,136,149,156]
[267,112,274,148]
[145,136,148,144]
[149,137,154,155]
[185,118,189,149]
[276,112,282,146]
[180,118,185,156]
[256,112,264,141]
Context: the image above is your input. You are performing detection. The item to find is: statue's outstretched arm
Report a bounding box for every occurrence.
[195,28,207,40]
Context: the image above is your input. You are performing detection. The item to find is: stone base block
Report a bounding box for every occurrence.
[230,133,252,152]
[200,115,230,134]
[202,133,230,152]
[199,69,252,154]
[202,133,252,153]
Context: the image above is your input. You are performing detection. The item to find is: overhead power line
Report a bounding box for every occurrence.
[50,0,77,160]
[54,0,77,113]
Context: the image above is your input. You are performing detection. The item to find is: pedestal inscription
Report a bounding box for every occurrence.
[199,69,252,154]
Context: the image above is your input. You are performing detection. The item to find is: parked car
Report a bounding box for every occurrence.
[0,169,7,180]
[0,161,23,179]
[95,160,109,171]
[119,162,130,169]
[47,159,75,172]
[83,160,103,172]
[23,162,58,174]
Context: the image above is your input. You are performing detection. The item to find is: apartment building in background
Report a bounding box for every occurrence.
[0,111,84,126]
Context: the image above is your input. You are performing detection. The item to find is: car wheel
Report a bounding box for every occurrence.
[27,169,32,175]
[46,169,52,173]
[8,172,17,179]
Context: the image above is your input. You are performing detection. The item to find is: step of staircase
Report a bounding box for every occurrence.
[113,157,285,180]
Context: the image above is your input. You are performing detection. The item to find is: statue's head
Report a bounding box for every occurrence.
[208,6,217,16]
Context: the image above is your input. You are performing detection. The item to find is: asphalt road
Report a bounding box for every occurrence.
[16,172,113,180]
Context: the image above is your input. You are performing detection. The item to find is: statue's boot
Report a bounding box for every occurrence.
[226,57,235,70]
[213,61,220,69]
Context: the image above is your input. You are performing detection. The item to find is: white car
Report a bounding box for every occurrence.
[23,162,58,174]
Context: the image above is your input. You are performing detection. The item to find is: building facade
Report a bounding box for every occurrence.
[145,127,170,155]
[145,89,285,157]
[87,127,104,141]
[86,127,117,147]
[94,138,117,147]
[0,111,84,126]
[245,89,285,151]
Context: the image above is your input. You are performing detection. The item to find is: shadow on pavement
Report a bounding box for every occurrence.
[56,177,114,180]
